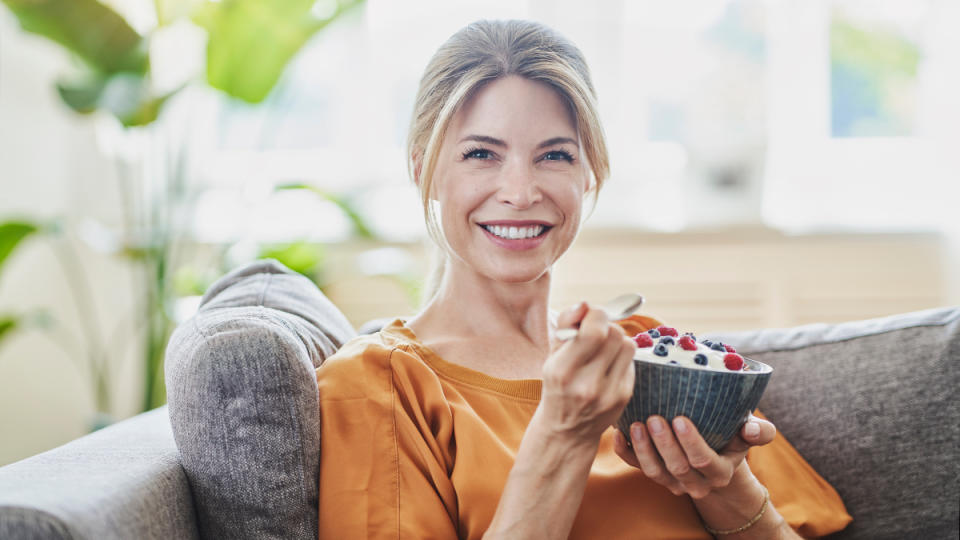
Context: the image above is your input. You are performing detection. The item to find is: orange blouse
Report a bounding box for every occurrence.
[316,317,851,539]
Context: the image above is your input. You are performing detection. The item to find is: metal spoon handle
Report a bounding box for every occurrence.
[555,293,644,342]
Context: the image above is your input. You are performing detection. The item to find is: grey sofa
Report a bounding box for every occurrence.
[1,259,957,539]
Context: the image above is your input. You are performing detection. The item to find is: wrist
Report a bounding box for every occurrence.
[693,463,785,538]
[524,408,601,463]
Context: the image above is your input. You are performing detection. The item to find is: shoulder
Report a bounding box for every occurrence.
[618,314,663,337]
[316,321,432,399]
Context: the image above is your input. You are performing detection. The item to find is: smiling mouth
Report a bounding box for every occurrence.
[480,224,550,240]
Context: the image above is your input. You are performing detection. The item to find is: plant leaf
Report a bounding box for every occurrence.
[0,221,39,272]
[1,0,148,75]
[55,72,108,114]
[155,0,202,27]
[258,242,325,279]
[193,0,364,103]
[0,316,17,342]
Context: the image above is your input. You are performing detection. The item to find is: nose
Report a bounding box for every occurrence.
[495,160,542,209]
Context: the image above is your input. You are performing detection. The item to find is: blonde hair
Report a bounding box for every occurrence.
[407,19,610,299]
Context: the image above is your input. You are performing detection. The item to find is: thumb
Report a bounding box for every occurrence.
[557,301,589,330]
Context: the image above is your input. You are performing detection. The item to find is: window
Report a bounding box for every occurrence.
[164,0,957,243]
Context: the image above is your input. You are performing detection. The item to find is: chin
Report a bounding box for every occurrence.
[482,261,552,285]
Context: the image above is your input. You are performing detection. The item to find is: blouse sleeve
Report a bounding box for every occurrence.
[747,411,853,538]
[316,339,459,539]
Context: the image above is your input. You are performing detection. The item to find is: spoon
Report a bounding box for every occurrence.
[555,293,645,341]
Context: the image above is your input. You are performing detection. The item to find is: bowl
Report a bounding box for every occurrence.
[616,355,773,452]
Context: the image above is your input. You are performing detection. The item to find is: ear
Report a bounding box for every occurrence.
[411,149,424,187]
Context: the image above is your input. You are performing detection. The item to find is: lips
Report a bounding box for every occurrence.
[476,220,553,250]
[481,224,545,239]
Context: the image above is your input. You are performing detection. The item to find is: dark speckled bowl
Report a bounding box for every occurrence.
[616,356,772,452]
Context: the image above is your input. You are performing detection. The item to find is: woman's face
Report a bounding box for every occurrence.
[430,75,589,285]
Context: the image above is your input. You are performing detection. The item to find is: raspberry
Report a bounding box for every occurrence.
[656,326,679,337]
[678,335,698,351]
[724,353,744,371]
[723,344,737,353]
[633,333,654,348]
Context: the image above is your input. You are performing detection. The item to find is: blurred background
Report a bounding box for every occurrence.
[1,0,957,466]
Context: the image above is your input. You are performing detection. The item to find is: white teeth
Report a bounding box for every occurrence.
[483,225,545,239]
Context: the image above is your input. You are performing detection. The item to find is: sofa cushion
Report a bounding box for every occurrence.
[165,259,355,540]
[706,306,960,540]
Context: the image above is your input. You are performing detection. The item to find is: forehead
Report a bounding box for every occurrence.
[448,76,578,144]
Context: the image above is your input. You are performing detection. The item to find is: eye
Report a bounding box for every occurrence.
[543,149,575,163]
[462,147,493,160]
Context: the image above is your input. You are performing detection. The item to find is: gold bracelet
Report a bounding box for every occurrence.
[702,485,770,537]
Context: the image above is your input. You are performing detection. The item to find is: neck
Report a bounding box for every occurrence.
[413,258,554,348]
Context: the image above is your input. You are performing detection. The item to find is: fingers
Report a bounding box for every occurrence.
[559,304,628,369]
[621,416,741,499]
[669,417,735,493]
[724,414,777,453]
[625,421,685,494]
[647,417,721,497]
[556,301,590,330]
[743,415,776,446]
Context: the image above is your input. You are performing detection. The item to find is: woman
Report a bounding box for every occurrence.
[316,19,850,539]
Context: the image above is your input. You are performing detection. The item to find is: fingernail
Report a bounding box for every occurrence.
[673,417,688,434]
[631,423,644,442]
[745,421,760,438]
[648,417,664,435]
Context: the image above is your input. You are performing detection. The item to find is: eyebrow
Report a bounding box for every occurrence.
[458,135,578,149]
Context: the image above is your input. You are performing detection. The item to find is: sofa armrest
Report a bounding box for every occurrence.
[0,407,198,540]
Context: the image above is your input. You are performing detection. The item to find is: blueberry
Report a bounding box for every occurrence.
[710,342,726,352]
[653,344,669,357]
[702,339,714,347]
[669,360,678,365]
[694,354,708,366]
[647,329,661,338]
[659,336,675,346]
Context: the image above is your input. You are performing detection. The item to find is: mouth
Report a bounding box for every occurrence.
[479,223,551,240]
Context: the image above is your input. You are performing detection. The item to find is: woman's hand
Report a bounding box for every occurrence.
[537,302,637,446]
[612,413,776,499]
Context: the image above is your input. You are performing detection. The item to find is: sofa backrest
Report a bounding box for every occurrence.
[165,260,355,540]
[168,259,959,540]
[707,306,960,540]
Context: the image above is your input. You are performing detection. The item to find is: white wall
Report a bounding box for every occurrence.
[0,10,143,466]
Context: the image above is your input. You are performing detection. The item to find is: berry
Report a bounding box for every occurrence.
[678,335,698,351]
[710,342,726,352]
[724,353,744,371]
[669,360,678,365]
[633,333,654,348]
[694,353,708,366]
[647,329,661,338]
[659,336,675,346]
[654,344,669,357]
[724,344,737,353]
[657,326,679,337]
[702,339,714,347]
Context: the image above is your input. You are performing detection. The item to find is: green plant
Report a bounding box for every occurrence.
[0,221,40,347]
[1,0,366,419]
